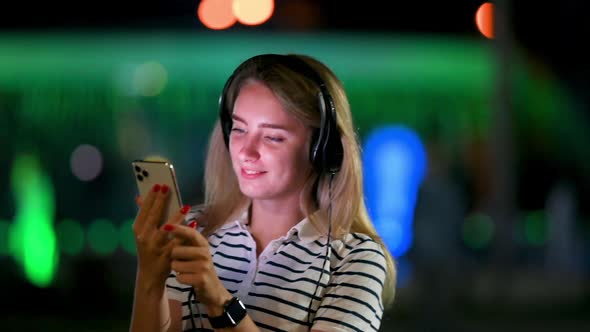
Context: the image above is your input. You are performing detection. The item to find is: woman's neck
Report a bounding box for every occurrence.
[248,199,305,256]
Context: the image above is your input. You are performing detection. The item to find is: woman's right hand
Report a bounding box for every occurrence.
[132,184,190,288]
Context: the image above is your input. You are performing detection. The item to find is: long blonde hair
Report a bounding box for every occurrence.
[198,54,396,307]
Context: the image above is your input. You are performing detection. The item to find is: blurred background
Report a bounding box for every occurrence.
[1,0,589,331]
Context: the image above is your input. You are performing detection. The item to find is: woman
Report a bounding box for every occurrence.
[130,54,396,331]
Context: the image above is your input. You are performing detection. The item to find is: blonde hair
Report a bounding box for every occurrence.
[198,54,396,308]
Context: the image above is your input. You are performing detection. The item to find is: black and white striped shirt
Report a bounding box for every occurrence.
[166,209,386,332]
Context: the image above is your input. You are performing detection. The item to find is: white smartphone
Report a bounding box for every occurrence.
[132,160,183,224]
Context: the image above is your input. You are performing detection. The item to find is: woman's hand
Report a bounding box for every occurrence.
[133,184,190,289]
[164,223,232,312]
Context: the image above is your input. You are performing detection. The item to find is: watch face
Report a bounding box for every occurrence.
[226,297,247,325]
[209,297,247,328]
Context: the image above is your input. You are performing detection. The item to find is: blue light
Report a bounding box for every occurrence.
[363,126,427,257]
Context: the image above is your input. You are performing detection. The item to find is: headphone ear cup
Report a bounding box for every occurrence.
[220,104,232,144]
[313,92,343,174]
[323,113,344,173]
[309,91,343,174]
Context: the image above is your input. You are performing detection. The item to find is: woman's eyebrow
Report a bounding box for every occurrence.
[231,114,247,124]
[232,114,289,131]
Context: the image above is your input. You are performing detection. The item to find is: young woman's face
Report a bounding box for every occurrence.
[229,81,312,204]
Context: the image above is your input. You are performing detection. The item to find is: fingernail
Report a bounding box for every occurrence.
[135,195,141,205]
[161,184,169,194]
[163,224,174,231]
[152,184,161,192]
[188,221,197,228]
[180,205,190,214]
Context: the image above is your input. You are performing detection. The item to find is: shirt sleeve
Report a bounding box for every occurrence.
[165,272,190,302]
[312,238,387,332]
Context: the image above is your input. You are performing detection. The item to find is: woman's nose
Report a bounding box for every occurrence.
[238,137,260,162]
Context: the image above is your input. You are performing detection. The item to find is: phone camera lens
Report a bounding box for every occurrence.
[142,170,149,177]
[137,174,143,181]
[135,166,141,173]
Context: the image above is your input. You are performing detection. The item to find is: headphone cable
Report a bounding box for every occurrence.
[187,288,205,330]
[307,172,334,328]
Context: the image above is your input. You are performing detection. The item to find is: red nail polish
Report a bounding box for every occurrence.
[161,184,169,194]
[152,184,161,192]
[163,224,174,231]
[180,205,190,214]
[188,221,197,228]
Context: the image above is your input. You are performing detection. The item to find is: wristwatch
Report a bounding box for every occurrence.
[208,297,247,328]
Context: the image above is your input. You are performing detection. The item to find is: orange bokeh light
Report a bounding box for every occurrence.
[475,2,494,39]
[197,0,237,30]
[233,0,274,26]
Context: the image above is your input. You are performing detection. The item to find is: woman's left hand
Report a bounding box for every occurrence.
[163,223,232,310]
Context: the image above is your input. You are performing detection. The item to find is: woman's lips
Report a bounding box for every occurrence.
[241,168,266,179]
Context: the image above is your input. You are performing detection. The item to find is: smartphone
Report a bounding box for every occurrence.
[132,160,183,224]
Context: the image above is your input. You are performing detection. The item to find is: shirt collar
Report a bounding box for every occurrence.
[288,217,323,244]
[220,207,324,244]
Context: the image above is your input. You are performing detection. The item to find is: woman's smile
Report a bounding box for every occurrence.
[240,168,267,179]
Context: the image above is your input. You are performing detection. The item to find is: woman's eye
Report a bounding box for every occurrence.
[231,127,245,133]
[265,136,284,142]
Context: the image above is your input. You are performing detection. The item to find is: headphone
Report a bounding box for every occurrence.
[218,54,344,174]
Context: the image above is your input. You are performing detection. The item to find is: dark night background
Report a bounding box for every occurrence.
[1,1,589,331]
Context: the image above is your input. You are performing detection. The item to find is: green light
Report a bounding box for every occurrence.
[462,213,494,250]
[56,219,85,256]
[87,219,118,255]
[523,210,547,246]
[0,220,11,256]
[9,154,58,287]
[119,219,137,255]
[0,33,585,178]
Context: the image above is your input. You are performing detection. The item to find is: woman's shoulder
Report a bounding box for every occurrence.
[331,232,386,260]
[185,206,206,224]
[329,232,388,283]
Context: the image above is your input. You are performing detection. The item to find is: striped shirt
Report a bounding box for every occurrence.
[166,209,386,332]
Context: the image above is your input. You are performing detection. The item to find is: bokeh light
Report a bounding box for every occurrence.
[55,219,85,256]
[462,212,494,249]
[10,154,58,287]
[119,219,137,255]
[133,61,168,97]
[70,144,103,182]
[87,219,119,255]
[198,0,237,30]
[363,126,427,258]
[233,0,274,26]
[143,155,170,162]
[523,210,548,246]
[476,2,494,39]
